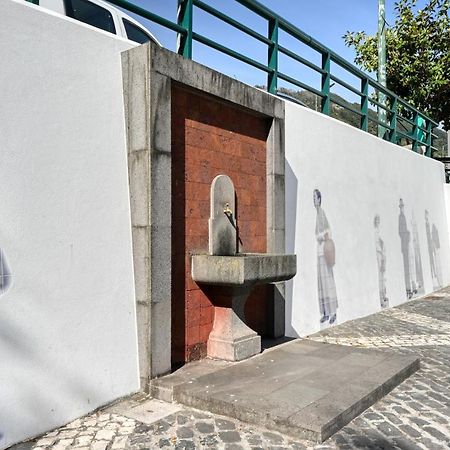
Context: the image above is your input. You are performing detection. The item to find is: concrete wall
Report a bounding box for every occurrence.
[285,101,450,337]
[0,1,139,447]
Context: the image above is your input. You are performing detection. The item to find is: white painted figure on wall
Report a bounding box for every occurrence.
[0,249,11,295]
[314,189,338,325]
[411,212,424,296]
[398,198,415,299]
[425,210,442,289]
[374,215,389,308]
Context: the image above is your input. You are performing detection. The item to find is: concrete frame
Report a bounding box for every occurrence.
[122,43,285,388]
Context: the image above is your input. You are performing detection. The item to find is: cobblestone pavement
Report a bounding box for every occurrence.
[15,289,450,450]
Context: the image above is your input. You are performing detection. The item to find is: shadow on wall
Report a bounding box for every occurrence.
[374,214,389,308]
[398,199,425,300]
[284,160,297,337]
[425,210,442,290]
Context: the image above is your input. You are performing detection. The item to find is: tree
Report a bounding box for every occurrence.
[344,0,450,129]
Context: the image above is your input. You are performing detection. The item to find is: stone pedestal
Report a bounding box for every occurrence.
[207,287,261,361]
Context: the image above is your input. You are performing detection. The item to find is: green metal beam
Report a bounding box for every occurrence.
[360,78,369,131]
[177,0,193,58]
[425,120,433,157]
[389,97,398,144]
[321,52,331,115]
[267,18,278,94]
[412,111,419,152]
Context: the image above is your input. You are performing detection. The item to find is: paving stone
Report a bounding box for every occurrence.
[176,414,189,425]
[375,422,402,437]
[195,421,215,433]
[422,426,450,442]
[176,427,194,439]
[391,437,423,450]
[174,440,195,450]
[399,424,421,439]
[219,431,241,443]
[263,432,284,444]
[111,435,129,449]
[94,430,115,441]
[91,441,109,450]
[199,434,219,447]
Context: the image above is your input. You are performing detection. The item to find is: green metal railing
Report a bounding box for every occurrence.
[27,0,440,155]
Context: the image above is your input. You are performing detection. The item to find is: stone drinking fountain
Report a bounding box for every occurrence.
[191,175,296,362]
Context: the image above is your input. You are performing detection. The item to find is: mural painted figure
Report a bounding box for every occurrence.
[425,210,442,289]
[374,215,389,308]
[314,189,338,325]
[0,248,12,295]
[398,199,415,299]
[411,212,424,296]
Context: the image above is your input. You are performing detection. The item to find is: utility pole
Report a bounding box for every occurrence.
[378,0,387,138]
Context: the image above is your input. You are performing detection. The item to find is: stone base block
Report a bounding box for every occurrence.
[207,334,261,361]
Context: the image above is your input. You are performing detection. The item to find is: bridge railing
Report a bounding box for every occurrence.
[27,0,440,156]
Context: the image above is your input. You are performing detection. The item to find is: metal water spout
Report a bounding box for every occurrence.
[208,175,237,256]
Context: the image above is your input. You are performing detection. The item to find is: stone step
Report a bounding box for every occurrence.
[152,339,419,442]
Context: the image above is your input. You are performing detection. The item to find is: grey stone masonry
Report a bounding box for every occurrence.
[121,42,286,381]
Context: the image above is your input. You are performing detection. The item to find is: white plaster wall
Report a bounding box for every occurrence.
[0,1,139,447]
[285,101,450,338]
[444,185,450,250]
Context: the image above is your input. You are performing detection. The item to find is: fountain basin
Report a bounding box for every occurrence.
[191,253,296,287]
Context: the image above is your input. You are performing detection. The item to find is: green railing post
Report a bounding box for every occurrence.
[390,97,398,144]
[412,111,419,153]
[425,120,432,157]
[321,52,331,115]
[360,78,369,131]
[177,0,193,58]
[267,18,279,94]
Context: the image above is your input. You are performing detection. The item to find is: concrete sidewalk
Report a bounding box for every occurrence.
[13,288,450,449]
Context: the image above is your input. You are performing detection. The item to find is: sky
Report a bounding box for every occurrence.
[118,0,430,102]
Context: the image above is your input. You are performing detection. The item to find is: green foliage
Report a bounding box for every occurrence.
[344,0,450,129]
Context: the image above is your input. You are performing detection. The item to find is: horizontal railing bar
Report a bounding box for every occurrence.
[396,97,437,127]
[329,74,363,97]
[396,130,415,140]
[369,116,394,129]
[193,0,272,45]
[368,97,394,113]
[278,71,324,97]
[397,115,416,128]
[192,31,271,73]
[330,95,363,116]
[104,0,186,33]
[278,45,325,74]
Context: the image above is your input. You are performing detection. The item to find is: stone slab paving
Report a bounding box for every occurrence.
[165,339,418,442]
[12,288,450,449]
